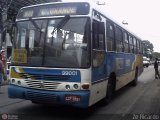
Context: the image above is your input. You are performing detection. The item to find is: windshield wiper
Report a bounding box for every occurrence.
[29,18,41,31]
[51,15,70,35]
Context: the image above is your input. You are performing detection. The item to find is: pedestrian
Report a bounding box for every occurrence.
[0,54,4,89]
[154,58,160,79]
[0,49,5,65]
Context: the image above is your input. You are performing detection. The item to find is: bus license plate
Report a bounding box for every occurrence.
[65,95,81,102]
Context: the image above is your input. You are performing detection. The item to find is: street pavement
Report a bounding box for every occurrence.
[0,65,160,120]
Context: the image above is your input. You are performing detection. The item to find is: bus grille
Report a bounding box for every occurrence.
[19,73,70,81]
[24,80,61,90]
[26,91,57,103]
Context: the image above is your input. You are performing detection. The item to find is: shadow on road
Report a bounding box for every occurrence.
[12,103,98,120]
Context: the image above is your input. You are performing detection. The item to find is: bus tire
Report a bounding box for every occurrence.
[101,73,116,105]
[132,68,138,86]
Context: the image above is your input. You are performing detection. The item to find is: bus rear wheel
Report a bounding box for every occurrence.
[132,68,138,86]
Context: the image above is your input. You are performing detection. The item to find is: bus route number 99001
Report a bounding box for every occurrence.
[62,71,77,76]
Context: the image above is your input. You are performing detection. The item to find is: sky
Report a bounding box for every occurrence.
[100,0,160,52]
[63,0,160,52]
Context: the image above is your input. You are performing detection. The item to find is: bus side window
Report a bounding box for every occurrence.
[106,21,115,51]
[133,37,137,53]
[129,35,134,53]
[115,26,123,52]
[92,20,105,50]
[123,32,129,53]
[139,41,142,54]
[92,20,105,67]
[137,39,139,54]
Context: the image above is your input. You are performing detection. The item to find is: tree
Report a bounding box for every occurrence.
[152,52,160,60]
[0,0,13,46]
[142,40,154,59]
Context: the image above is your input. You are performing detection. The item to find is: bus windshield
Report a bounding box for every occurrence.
[13,17,90,68]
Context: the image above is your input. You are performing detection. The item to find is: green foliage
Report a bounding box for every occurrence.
[152,52,160,60]
[142,40,154,59]
[142,40,154,52]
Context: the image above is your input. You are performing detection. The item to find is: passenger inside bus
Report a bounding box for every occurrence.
[54,29,64,50]
[65,32,75,49]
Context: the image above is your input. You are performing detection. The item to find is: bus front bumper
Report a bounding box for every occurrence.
[8,85,90,108]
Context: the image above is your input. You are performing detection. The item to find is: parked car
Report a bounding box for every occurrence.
[143,57,150,67]
[143,60,149,67]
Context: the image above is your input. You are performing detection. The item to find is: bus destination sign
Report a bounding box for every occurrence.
[17,3,90,19]
[39,7,77,16]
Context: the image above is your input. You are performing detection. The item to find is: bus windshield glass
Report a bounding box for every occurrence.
[12,17,90,68]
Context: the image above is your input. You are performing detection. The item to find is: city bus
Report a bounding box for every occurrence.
[8,1,143,108]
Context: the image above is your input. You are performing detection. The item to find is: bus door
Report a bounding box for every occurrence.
[92,19,106,83]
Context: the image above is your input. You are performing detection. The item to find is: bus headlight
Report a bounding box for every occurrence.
[82,83,90,89]
[12,79,15,83]
[65,85,70,90]
[17,81,21,85]
[73,84,78,89]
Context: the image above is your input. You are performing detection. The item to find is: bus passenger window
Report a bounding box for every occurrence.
[133,38,137,53]
[124,32,129,53]
[115,27,123,52]
[129,36,134,53]
[92,20,105,67]
[137,39,140,54]
[106,21,115,51]
[139,41,142,54]
[92,21,105,50]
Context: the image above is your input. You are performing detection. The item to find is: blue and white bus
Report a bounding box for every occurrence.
[8,1,143,108]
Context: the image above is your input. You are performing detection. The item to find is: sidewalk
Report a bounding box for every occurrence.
[0,80,9,86]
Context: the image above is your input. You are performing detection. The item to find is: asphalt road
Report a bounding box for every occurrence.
[0,65,160,120]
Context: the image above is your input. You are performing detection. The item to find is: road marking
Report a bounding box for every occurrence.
[0,100,26,108]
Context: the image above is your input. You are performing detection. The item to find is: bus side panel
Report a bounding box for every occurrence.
[106,52,136,90]
[89,80,108,106]
[105,52,134,76]
[89,52,143,106]
[106,52,116,76]
[90,53,108,106]
[124,53,135,74]
[135,54,143,76]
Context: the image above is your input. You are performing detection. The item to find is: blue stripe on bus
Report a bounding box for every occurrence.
[8,85,90,108]
[12,67,81,82]
[92,52,136,83]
